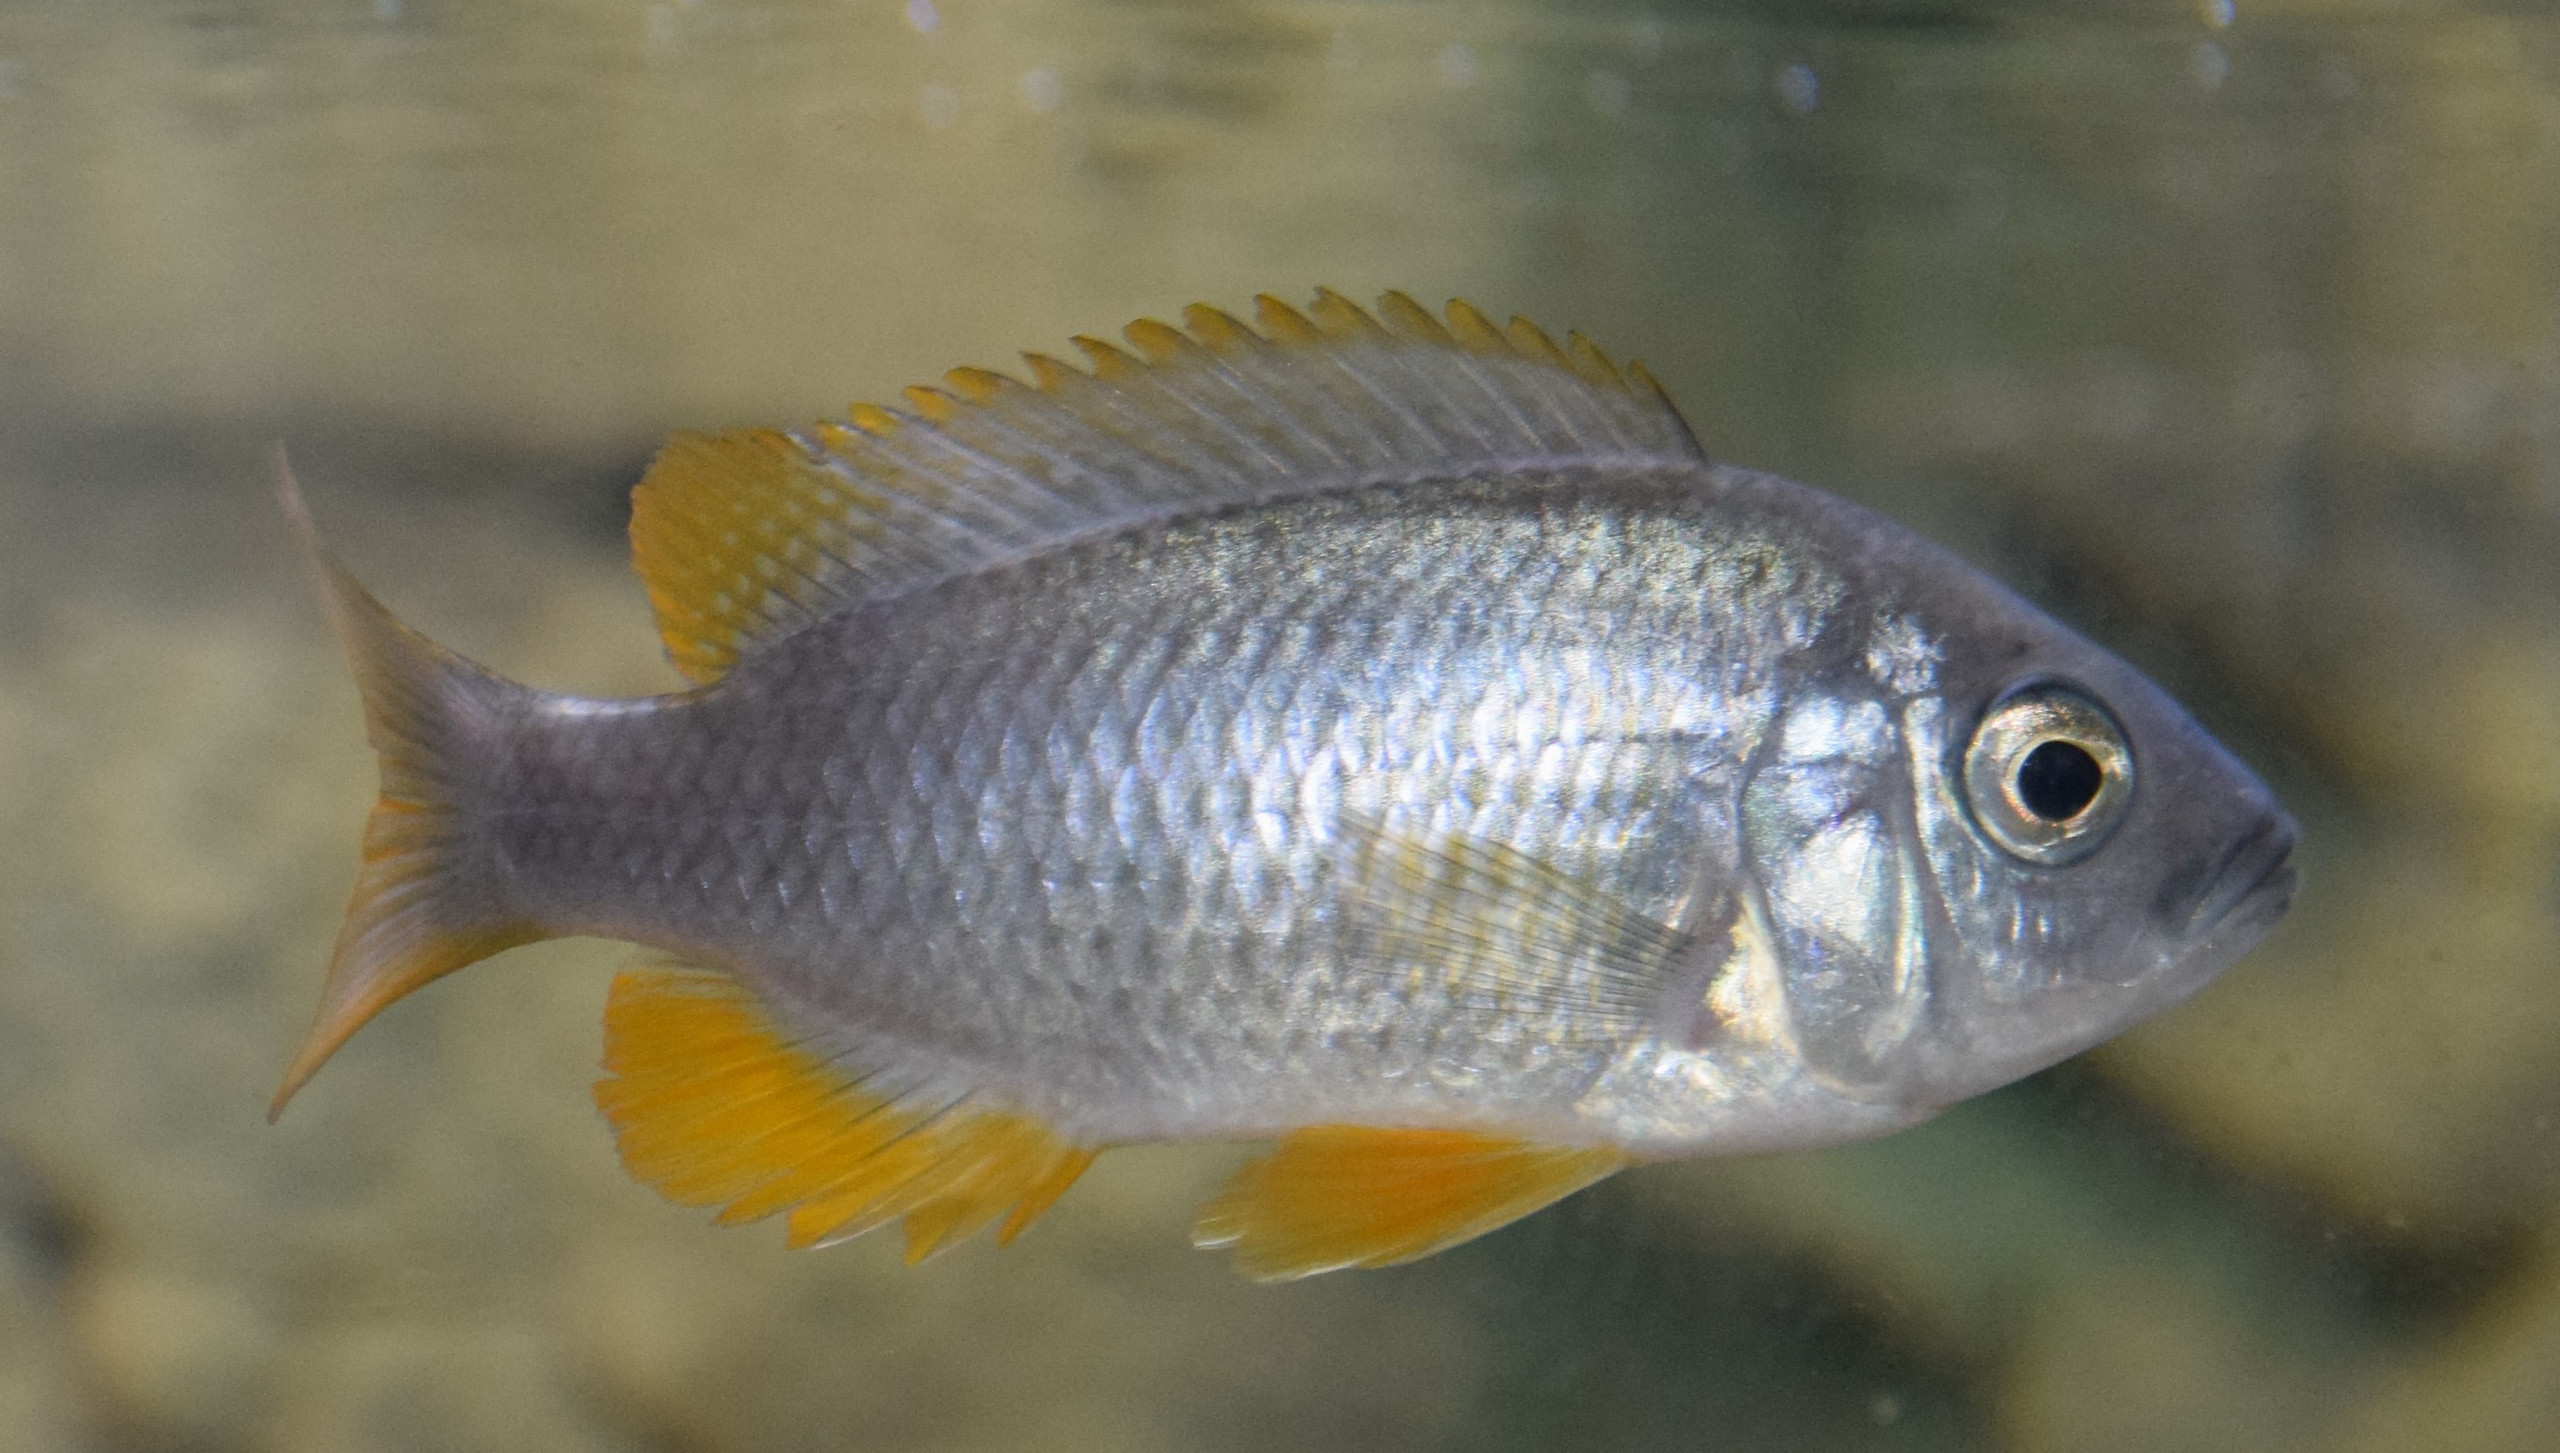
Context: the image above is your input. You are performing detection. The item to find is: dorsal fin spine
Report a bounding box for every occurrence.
[1564,332,1625,390]
[902,419,1088,524]
[1504,315,1570,370]
[1492,329,1605,451]
[1309,286,1388,340]
[1260,331,1429,462]
[847,422,1031,529]
[965,383,1149,507]
[1022,351,1079,392]
[1127,354,1310,480]
[1132,363,1294,485]
[1185,321,1379,469]
[1369,350,1483,458]
[1061,360,1260,493]
[1071,335,1138,379]
[1442,298,1509,354]
[943,367,1010,403]
[928,398,1125,508]
[1180,303,1253,352]
[1378,339,1525,458]
[901,385,958,424]
[1375,290,1455,347]
[1423,343,1544,451]
[1252,294,1325,344]
[1122,316,1191,363]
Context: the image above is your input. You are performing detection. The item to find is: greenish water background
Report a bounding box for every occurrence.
[2,1,2556,1448]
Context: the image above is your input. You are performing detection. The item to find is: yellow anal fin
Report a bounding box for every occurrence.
[594,967,1095,1260]
[1193,1126,1625,1281]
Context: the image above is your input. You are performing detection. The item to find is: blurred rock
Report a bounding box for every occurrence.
[0,1147,83,1453]
[69,1263,278,1448]
[1620,1068,2419,1453]
[557,1168,1482,1453]
[263,1321,624,1453]
[2102,838,2560,1241]
[1990,1266,2317,1453]
[2340,1216,2560,1453]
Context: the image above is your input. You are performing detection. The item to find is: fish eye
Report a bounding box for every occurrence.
[1961,683,2134,865]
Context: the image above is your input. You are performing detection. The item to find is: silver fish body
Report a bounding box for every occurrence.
[499,461,2286,1152]
[277,291,2296,1274]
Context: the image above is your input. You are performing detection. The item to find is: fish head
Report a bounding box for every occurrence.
[1734,552,2296,1111]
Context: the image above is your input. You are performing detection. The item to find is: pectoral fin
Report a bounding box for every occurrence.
[1193,1126,1625,1281]
[1335,811,1693,1040]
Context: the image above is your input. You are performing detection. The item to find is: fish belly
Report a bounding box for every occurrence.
[499,469,1834,1144]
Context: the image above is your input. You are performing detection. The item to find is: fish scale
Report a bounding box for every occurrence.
[272,289,2294,1278]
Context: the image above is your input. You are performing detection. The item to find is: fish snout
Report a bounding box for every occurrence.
[2161,809,2298,941]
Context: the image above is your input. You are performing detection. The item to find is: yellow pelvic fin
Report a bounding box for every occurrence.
[1335,811,1693,1042]
[594,967,1096,1260]
[1193,1126,1625,1281]
[271,455,544,1118]
[619,291,1706,684]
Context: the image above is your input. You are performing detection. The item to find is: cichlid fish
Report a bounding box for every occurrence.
[273,290,2296,1279]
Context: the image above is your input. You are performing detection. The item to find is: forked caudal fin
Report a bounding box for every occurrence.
[270,453,546,1117]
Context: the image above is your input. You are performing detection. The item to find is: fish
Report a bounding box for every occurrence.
[271,289,2298,1280]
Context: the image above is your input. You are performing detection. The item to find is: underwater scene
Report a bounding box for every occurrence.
[2,0,2557,1448]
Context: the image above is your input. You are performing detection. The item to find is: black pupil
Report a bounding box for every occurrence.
[2016,740,2105,822]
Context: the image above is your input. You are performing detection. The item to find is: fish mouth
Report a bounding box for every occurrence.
[2176,812,2299,939]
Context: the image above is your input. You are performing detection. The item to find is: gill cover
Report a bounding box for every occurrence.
[1742,693,1938,1090]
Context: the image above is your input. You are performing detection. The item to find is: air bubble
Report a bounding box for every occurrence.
[1586,69,1630,120]
[1776,63,1819,114]
[2191,42,2230,90]
[919,82,960,129]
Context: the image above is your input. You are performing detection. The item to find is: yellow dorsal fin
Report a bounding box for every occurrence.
[625,290,1706,682]
[1193,1126,1625,1281]
[593,967,1096,1259]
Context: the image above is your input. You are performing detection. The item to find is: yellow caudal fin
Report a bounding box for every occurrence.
[1193,1126,1626,1281]
[594,967,1097,1260]
[271,455,545,1117]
